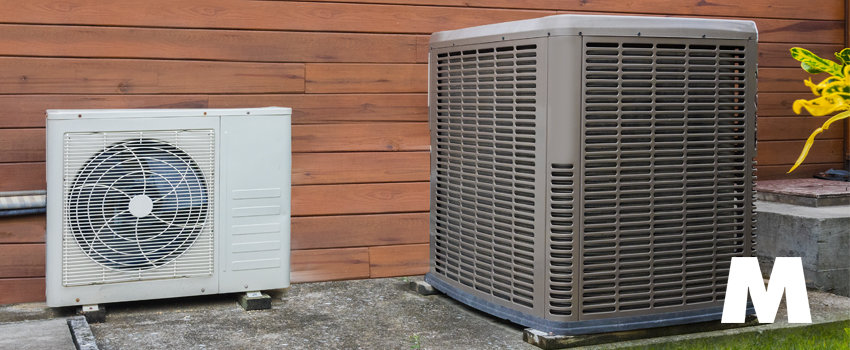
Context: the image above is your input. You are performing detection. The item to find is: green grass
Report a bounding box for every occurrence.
[623,320,850,350]
[409,333,421,349]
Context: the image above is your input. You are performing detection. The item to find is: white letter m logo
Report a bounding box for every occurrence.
[721,257,812,323]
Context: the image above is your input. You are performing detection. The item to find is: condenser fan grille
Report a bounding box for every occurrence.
[62,130,215,286]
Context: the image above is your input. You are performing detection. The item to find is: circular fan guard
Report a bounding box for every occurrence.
[67,138,209,271]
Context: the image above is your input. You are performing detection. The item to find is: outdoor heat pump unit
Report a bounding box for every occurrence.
[427,15,757,334]
[46,107,291,307]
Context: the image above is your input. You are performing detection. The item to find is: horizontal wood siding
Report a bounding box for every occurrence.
[0,0,844,304]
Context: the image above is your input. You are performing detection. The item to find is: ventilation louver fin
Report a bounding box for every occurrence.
[548,164,576,317]
[432,41,542,310]
[581,38,749,318]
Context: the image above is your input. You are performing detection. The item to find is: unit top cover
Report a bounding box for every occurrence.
[46,107,292,120]
[430,14,758,48]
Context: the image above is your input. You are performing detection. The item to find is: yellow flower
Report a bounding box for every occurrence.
[788,48,850,173]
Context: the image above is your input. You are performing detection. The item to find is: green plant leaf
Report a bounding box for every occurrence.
[835,48,850,65]
[790,47,844,76]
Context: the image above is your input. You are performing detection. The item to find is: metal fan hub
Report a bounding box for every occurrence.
[128,194,153,218]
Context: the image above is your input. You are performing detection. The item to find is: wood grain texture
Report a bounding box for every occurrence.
[297,0,844,21]
[0,1,840,43]
[290,248,370,283]
[292,123,429,152]
[291,212,428,250]
[0,93,427,128]
[759,68,823,93]
[757,93,805,117]
[0,0,552,33]
[756,139,845,165]
[758,117,846,141]
[0,278,44,304]
[306,64,427,93]
[0,95,208,128]
[292,182,429,216]
[752,18,844,44]
[0,244,44,278]
[0,129,44,163]
[0,123,429,162]
[758,162,845,180]
[368,243,429,278]
[0,163,45,191]
[0,57,304,94]
[293,152,428,185]
[210,93,427,124]
[758,43,842,68]
[0,215,45,244]
[0,24,426,63]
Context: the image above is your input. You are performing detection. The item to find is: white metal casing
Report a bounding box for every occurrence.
[46,107,291,307]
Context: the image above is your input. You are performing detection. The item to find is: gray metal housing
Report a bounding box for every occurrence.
[427,15,757,334]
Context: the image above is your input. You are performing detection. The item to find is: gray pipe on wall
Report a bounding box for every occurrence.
[0,190,46,217]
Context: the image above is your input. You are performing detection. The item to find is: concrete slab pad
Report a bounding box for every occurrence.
[756,201,850,296]
[0,318,75,350]
[757,179,850,207]
[88,277,538,350]
[1,278,848,349]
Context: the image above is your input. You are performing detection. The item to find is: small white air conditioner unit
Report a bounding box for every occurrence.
[45,107,291,307]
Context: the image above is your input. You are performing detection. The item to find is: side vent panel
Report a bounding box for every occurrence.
[580,37,752,319]
[431,39,545,311]
[547,164,576,318]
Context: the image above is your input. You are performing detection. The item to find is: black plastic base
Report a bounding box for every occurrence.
[79,306,106,324]
[426,273,753,335]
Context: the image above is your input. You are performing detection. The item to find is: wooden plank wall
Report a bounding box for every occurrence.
[0,0,845,304]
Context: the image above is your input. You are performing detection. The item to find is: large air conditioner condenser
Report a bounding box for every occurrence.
[46,108,291,307]
[427,15,757,334]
